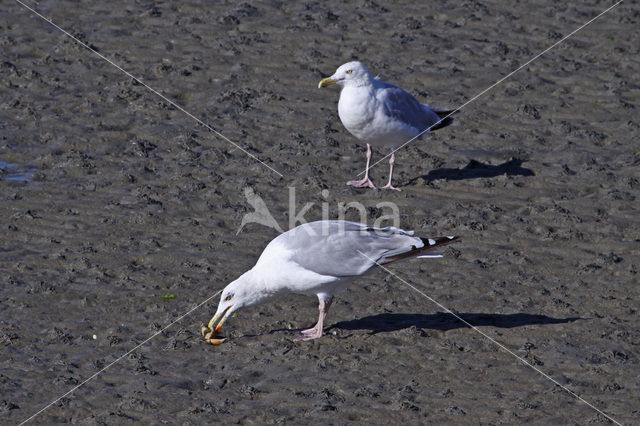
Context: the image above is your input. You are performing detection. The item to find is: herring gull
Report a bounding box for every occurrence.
[319,61,457,190]
[202,220,459,342]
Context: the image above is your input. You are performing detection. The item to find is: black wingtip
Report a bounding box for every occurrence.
[435,109,461,118]
[379,236,460,265]
[420,236,460,247]
[430,116,455,131]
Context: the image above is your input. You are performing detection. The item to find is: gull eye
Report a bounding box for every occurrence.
[346,70,353,74]
[224,294,233,301]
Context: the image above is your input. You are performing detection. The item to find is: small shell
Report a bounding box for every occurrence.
[201,325,211,337]
[209,338,226,345]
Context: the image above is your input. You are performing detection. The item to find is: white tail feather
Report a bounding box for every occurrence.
[417,253,443,259]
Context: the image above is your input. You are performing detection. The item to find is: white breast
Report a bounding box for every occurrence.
[338,86,376,140]
[338,86,418,148]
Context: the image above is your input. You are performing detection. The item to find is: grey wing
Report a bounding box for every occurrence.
[377,83,441,131]
[284,221,423,277]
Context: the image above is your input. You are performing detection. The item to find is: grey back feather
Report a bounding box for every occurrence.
[276,221,423,277]
[376,82,441,132]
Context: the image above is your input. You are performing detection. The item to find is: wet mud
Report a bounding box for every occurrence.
[2,0,639,423]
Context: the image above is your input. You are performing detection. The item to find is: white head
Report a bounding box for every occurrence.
[318,61,373,89]
[206,271,270,334]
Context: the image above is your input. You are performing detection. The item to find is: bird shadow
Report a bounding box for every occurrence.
[328,312,580,335]
[408,158,534,184]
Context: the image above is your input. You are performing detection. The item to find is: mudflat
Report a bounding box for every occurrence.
[2,1,639,423]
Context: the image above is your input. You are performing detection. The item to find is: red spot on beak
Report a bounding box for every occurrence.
[215,325,222,333]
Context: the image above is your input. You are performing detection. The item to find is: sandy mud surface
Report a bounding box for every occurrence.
[1,0,639,423]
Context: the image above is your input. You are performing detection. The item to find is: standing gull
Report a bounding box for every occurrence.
[202,220,459,343]
[319,61,456,190]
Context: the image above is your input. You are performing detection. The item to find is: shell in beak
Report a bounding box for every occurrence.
[202,305,232,342]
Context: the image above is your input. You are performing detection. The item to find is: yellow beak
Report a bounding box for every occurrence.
[318,77,337,88]
[207,305,232,334]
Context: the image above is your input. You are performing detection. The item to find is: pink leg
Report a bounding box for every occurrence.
[381,152,401,191]
[295,297,333,341]
[347,144,376,189]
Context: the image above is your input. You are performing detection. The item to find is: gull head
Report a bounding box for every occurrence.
[207,272,267,335]
[318,61,373,88]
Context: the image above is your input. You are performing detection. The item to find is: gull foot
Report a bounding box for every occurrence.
[299,326,319,335]
[347,178,376,189]
[294,325,324,341]
[294,331,323,341]
[381,183,401,191]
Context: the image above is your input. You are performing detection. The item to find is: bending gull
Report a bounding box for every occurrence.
[319,61,457,190]
[202,220,459,343]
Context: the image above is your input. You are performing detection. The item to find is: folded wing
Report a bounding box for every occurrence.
[279,221,456,278]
